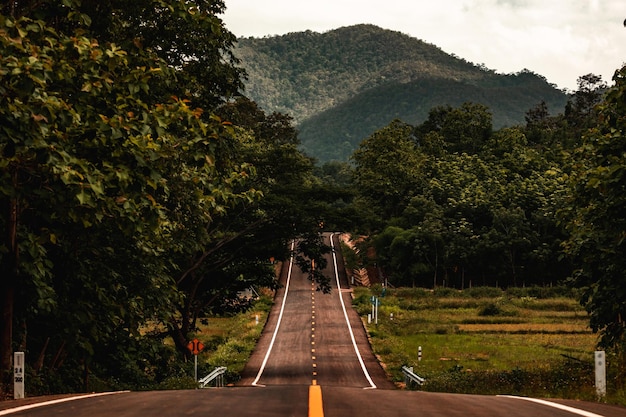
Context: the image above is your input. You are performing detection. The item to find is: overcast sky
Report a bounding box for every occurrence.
[221,0,626,91]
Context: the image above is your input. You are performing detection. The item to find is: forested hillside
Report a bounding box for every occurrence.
[235,24,569,162]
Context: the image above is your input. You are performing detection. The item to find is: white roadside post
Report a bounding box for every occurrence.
[14,352,24,399]
[594,350,606,398]
[374,297,379,325]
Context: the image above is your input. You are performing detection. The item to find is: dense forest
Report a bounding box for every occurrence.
[235,24,569,162]
[1,0,625,396]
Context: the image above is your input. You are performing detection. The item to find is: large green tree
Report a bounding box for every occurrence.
[561,65,626,351]
[165,98,334,355]
[352,120,426,224]
[0,1,257,391]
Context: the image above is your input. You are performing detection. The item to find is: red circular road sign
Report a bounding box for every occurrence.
[187,338,205,355]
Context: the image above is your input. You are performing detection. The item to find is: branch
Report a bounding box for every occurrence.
[176,217,266,285]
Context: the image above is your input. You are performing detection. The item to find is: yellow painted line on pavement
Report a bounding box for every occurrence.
[308,384,324,417]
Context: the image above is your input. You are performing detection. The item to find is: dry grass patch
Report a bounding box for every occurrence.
[458,322,592,334]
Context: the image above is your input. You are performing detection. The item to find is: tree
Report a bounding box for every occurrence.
[415,102,493,154]
[164,98,335,356]
[352,120,425,224]
[562,73,608,148]
[0,2,254,390]
[561,65,626,351]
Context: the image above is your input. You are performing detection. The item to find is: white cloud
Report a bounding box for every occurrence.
[222,0,626,90]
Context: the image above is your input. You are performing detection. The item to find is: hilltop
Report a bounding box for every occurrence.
[234,24,569,162]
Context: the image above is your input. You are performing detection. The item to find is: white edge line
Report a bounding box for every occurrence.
[330,232,377,389]
[0,391,130,416]
[251,240,296,387]
[499,395,605,417]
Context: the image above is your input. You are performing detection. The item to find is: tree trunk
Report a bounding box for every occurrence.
[1,195,18,387]
[34,337,50,373]
[169,320,191,359]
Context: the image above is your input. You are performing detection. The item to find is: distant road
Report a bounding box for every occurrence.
[1,233,624,416]
[238,233,391,389]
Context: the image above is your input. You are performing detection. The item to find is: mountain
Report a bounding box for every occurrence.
[233,24,569,163]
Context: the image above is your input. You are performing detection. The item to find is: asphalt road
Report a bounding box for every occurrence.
[238,234,391,389]
[1,232,624,417]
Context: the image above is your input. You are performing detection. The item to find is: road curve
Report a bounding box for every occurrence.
[1,233,624,417]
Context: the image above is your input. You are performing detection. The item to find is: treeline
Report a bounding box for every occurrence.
[347,75,602,288]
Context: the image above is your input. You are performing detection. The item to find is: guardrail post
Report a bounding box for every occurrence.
[199,366,228,388]
[402,365,425,388]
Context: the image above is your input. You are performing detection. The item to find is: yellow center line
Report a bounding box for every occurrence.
[308,384,324,417]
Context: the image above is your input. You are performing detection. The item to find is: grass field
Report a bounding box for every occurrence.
[190,283,624,405]
[352,285,626,405]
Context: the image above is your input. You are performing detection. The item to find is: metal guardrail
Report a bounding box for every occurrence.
[199,366,227,388]
[402,366,426,387]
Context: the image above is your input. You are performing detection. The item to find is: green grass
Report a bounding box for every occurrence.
[193,292,274,384]
[353,286,626,406]
[187,284,625,406]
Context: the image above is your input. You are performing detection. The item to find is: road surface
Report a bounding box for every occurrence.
[1,233,624,416]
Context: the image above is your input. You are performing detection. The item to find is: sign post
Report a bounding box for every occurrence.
[187,338,205,382]
[14,352,24,399]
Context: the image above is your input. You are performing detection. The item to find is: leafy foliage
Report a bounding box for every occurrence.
[560,66,626,351]
[353,102,573,289]
[0,4,255,388]
[0,1,335,393]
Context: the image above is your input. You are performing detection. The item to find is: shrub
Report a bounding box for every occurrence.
[466,286,504,298]
[433,287,460,297]
[478,303,502,316]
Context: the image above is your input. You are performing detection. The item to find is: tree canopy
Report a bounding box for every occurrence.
[0,1,333,393]
[560,66,626,351]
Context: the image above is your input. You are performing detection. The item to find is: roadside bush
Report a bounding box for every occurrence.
[505,286,580,299]
[478,303,503,316]
[433,287,459,298]
[394,288,432,298]
[466,286,504,298]
[420,358,595,399]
